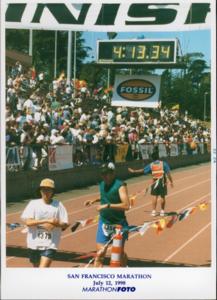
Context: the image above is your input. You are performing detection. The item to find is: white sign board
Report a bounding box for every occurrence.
[48,145,73,170]
[112,75,161,108]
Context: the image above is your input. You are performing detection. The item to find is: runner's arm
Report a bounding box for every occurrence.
[97,185,130,212]
[52,220,69,230]
[167,171,174,187]
[128,168,144,174]
[84,198,100,206]
[24,218,54,227]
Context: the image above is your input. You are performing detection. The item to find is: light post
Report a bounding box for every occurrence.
[29,29,33,56]
[54,31,57,78]
[73,31,77,99]
[67,31,72,84]
[203,92,208,121]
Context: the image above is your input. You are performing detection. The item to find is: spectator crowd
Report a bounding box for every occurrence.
[6,62,211,171]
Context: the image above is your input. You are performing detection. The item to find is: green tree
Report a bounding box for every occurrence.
[79,62,108,89]
[6,29,29,53]
[6,29,90,80]
[161,52,210,119]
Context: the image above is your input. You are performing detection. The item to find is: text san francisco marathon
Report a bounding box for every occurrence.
[67,273,152,279]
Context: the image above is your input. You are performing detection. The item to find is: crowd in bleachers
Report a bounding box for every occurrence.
[6,62,211,171]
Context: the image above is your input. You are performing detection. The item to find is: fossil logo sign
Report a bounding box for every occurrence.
[117,79,156,101]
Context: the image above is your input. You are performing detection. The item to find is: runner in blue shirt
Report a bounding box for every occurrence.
[84,162,130,267]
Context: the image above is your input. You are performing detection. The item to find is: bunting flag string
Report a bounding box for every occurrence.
[71,215,99,232]
[129,184,152,207]
[148,201,209,235]
[7,201,209,239]
[129,179,160,207]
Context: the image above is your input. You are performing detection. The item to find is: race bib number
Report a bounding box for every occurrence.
[37,230,52,240]
[102,224,116,237]
[36,228,52,246]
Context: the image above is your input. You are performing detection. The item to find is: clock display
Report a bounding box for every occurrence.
[97,39,177,64]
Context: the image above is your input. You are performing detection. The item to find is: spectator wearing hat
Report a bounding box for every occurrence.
[103,135,116,163]
[21,178,69,267]
[84,162,130,267]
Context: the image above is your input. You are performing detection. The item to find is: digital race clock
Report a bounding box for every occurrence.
[97,39,177,65]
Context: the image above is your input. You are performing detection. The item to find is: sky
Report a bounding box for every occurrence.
[82,30,211,65]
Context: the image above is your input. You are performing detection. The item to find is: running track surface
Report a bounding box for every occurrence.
[6,163,211,268]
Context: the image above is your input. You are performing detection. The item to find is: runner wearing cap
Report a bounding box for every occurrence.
[84,162,130,267]
[21,178,69,267]
[128,151,174,217]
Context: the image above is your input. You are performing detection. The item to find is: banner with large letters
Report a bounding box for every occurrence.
[112,75,161,108]
[4,1,211,31]
[48,144,73,171]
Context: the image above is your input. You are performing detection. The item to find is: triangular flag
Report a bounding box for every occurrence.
[151,222,158,229]
[198,202,208,211]
[179,207,196,221]
[139,222,150,236]
[159,218,166,229]
[82,218,94,226]
[156,223,164,234]
[178,209,190,221]
[78,220,87,227]
[127,225,140,233]
[71,221,81,232]
[152,221,164,234]
[166,215,178,228]
[6,223,21,230]
[189,207,197,214]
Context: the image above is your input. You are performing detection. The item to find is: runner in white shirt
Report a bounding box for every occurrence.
[21,178,69,267]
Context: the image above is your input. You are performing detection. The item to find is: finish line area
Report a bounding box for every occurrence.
[6,162,211,268]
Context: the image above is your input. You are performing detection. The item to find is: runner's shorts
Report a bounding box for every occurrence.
[151,178,167,197]
[96,218,128,244]
[28,248,57,264]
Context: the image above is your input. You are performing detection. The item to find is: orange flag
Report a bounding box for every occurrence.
[152,221,164,234]
[198,202,208,211]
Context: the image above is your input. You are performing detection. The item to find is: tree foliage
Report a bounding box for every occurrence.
[161,52,210,119]
[6,29,90,80]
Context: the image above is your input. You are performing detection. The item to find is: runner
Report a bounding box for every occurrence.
[84,162,130,267]
[128,151,174,217]
[21,178,69,267]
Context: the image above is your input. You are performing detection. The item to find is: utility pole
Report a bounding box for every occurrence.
[203,92,208,121]
[67,31,72,84]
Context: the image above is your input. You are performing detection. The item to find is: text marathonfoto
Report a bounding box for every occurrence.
[82,286,136,292]
[67,273,152,279]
